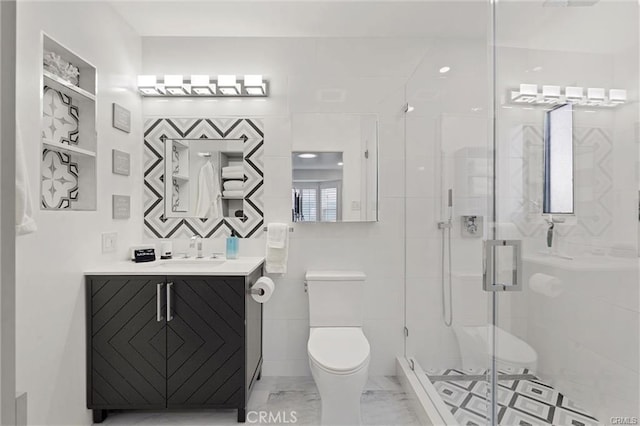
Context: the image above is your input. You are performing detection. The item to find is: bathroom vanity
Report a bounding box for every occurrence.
[84,257,264,423]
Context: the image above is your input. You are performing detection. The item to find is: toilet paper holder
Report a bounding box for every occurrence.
[248,287,265,296]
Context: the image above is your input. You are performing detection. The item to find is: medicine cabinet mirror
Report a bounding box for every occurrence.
[291,113,378,223]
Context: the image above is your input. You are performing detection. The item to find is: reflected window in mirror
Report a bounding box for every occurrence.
[543,103,574,215]
[292,152,343,222]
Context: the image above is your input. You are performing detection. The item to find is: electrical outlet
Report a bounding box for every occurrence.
[102,232,117,253]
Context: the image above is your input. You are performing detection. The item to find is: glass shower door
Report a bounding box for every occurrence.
[402,1,497,423]
[404,1,639,425]
[489,0,639,425]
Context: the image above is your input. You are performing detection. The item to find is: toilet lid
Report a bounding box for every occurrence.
[308,328,370,373]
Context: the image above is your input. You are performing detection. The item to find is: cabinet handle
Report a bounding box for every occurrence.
[156,283,164,322]
[166,282,174,322]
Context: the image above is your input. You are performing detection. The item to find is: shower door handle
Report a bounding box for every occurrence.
[482,239,522,292]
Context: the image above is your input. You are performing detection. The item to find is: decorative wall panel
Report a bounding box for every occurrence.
[41,150,79,209]
[42,86,79,145]
[143,118,264,238]
[41,86,80,209]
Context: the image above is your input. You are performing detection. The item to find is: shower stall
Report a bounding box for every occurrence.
[403,1,639,425]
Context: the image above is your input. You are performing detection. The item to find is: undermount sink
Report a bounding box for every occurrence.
[153,258,226,268]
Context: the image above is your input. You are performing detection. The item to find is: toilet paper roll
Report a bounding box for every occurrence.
[529,273,563,298]
[251,277,275,303]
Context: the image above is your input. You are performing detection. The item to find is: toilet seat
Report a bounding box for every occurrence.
[308,327,370,375]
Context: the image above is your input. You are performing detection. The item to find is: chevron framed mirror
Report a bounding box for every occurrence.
[143,118,264,238]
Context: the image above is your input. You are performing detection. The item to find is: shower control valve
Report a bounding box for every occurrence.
[461,215,483,237]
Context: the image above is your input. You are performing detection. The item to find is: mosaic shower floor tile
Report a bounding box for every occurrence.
[428,369,599,426]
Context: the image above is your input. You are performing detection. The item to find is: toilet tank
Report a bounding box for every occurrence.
[306,271,366,327]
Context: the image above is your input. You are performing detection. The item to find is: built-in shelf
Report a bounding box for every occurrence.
[172,174,190,182]
[43,70,96,101]
[42,139,96,158]
[41,33,97,211]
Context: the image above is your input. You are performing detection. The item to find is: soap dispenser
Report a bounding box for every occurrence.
[226,230,239,259]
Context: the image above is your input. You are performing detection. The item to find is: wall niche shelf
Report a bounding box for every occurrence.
[42,139,97,158]
[41,33,97,211]
[220,151,244,218]
[43,70,96,102]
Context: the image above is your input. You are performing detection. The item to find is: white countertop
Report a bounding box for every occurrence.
[84,257,265,276]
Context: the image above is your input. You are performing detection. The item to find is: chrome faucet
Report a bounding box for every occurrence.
[545,219,555,248]
[189,235,203,258]
[544,215,566,249]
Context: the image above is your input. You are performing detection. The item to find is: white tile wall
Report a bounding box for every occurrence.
[403,39,493,372]
[16,3,143,425]
[141,37,418,376]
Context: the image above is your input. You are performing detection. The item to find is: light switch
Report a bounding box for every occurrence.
[102,232,117,253]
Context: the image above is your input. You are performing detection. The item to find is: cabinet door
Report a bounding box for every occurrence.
[166,276,244,407]
[89,276,166,408]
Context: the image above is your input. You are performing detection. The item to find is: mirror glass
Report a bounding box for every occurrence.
[291,113,378,222]
[543,103,574,214]
[163,138,246,219]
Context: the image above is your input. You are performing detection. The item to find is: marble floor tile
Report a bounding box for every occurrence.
[364,376,405,392]
[100,376,420,426]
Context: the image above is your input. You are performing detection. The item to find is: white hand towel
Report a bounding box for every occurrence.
[15,122,36,235]
[223,190,244,198]
[223,180,244,191]
[265,223,289,274]
[195,161,222,218]
[222,170,244,180]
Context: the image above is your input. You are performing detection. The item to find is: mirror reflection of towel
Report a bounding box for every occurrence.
[195,161,222,218]
[223,190,243,198]
[222,165,243,173]
[223,180,244,191]
[222,170,244,180]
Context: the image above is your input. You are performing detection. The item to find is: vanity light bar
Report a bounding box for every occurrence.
[137,74,269,97]
[510,83,626,108]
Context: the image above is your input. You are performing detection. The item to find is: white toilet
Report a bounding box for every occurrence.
[453,325,538,373]
[306,271,370,426]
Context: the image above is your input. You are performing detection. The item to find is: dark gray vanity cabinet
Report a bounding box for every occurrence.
[86,269,263,423]
[89,276,167,410]
[166,276,244,408]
